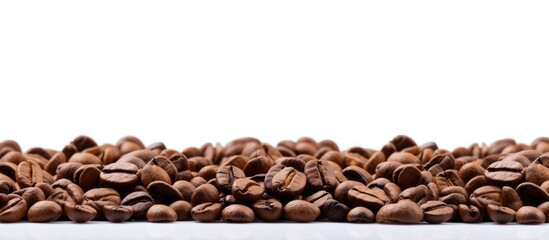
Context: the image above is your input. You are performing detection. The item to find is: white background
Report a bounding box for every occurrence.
[1,1,549,239]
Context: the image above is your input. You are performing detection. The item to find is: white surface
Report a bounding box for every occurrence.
[1,1,549,240]
[0,222,547,240]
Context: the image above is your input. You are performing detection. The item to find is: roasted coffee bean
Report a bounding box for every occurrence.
[283,200,320,222]
[323,199,350,222]
[376,200,423,224]
[387,152,420,165]
[100,162,139,190]
[305,160,339,191]
[270,167,306,199]
[392,164,422,190]
[0,195,27,222]
[435,170,464,189]
[399,185,430,205]
[82,188,121,215]
[421,201,453,224]
[516,182,549,206]
[56,162,83,181]
[485,160,524,187]
[191,184,219,206]
[501,186,522,211]
[121,191,154,219]
[375,162,402,180]
[458,204,483,223]
[470,186,501,210]
[147,181,183,205]
[348,183,400,211]
[516,206,545,224]
[221,204,255,222]
[104,205,133,223]
[27,200,62,222]
[147,204,177,222]
[73,165,101,192]
[333,180,363,205]
[69,153,103,165]
[486,204,515,224]
[172,180,195,202]
[243,156,272,176]
[252,199,283,222]
[64,202,97,223]
[231,178,264,203]
[17,187,46,208]
[346,206,374,223]
[16,160,44,188]
[191,202,222,222]
[304,190,333,210]
[216,165,246,191]
[169,200,192,221]
[537,201,549,223]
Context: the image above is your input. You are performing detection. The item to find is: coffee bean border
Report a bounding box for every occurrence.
[1,135,549,224]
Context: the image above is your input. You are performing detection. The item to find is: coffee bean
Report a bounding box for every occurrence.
[169,200,192,221]
[516,206,545,224]
[536,201,549,223]
[376,200,423,224]
[191,184,219,206]
[121,191,154,219]
[486,204,515,224]
[64,202,97,223]
[485,160,524,187]
[221,204,255,222]
[104,205,133,223]
[243,156,272,176]
[322,199,350,222]
[147,204,177,222]
[252,199,283,222]
[231,178,264,203]
[304,160,339,191]
[216,165,246,191]
[333,180,363,205]
[270,167,306,199]
[387,152,420,165]
[100,162,139,190]
[16,160,44,188]
[0,195,27,222]
[470,185,501,210]
[82,188,121,216]
[458,204,483,223]
[399,185,430,205]
[191,202,222,222]
[501,186,522,211]
[172,180,195,202]
[421,201,453,224]
[147,181,183,205]
[346,206,374,223]
[283,200,320,222]
[17,187,46,208]
[516,182,549,206]
[392,164,422,191]
[26,200,61,222]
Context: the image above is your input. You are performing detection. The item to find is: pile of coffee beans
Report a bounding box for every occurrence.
[2,135,549,224]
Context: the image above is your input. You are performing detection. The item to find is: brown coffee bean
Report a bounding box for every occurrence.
[191,202,222,222]
[333,181,364,205]
[26,200,61,222]
[348,183,399,211]
[270,167,306,199]
[392,164,422,190]
[304,160,339,191]
[17,187,45,208]
[435,170,464,190]
[390,135,417,151]
[82,188,121,215]
[469,185,501,210]
[304,190,333,210]
[243,156,272,176]
[169,200,192,221]
[283,200,320,222]
[525,163,549,185]
[72,165,101,192]
[421,201,453,224]
[172,180,195,202]
[516,206,545,224]
[322,199,350,222]
[501,186,522,211]
[537,201,549,223]
[485,160,524,187]
[100,162,139,190]
[424,154,455,176]
[221,204,255,222]
[375,161,402,180]
[0,195,27,222]
[147,181,183,205]
[56,162,83,181]
[147,204,177,222]
[252,199,283,222]
[458,204,483,223]
[216,165,246,191]
[191,184,219,206]
[486,204,515,224]
[104,205,133,223]
[376,200,423,224]
[231,178,264,203]
[16,160,44,188]
[64,202,97,223]
[458,161,485,183]
[346,206,374,223]
[121,191,154,219]
[399,185,430,205]
[516,182,549,206]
